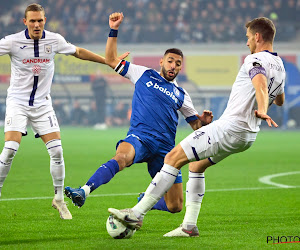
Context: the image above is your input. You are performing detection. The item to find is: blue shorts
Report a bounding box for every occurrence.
[116,133,182,184]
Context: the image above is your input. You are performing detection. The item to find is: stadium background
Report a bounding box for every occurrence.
[0,0,300,129]
[0,1,299,248]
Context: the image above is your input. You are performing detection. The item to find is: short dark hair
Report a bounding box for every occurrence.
[245,17,276,43]
[24,3,45,18]
[164,48,184,59]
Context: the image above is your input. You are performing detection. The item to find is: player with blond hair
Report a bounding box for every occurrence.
[0,3,128,219]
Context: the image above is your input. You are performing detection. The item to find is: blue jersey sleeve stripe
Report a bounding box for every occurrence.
[120,61,130,76]
[186,115,198,123]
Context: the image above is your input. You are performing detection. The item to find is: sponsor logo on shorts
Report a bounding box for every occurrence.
[193,131,205,139]
[5,117,12,126]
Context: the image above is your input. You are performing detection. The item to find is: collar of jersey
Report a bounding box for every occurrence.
[25,29,46,39]
[263,50,278,56]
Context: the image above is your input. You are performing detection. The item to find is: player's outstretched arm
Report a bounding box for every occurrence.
[105,12,124,69]
[73,47,106,64]
[73,47,129,64]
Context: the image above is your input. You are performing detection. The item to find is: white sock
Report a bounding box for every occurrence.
[0,141,19,195]
[133,164,179,218]
[182,172,205,229]
[81,185,91,197]
[47,140,65,201]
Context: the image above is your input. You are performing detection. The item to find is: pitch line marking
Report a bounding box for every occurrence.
[0,186,299,202]
[259,171,300,188]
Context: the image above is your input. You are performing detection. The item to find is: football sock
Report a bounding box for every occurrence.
[0,141,19,194]
[182,171,205,229]
[152,196,170,212]
[86,159,119,193]
[47,139,65,201]
[132,164,179,218]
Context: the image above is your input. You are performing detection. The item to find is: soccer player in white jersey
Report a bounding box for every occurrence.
[65,12,213,215]
[108,17,286,237]
[0,3,128,220]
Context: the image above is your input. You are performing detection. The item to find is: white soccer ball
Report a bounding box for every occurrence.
[106,214,136,239]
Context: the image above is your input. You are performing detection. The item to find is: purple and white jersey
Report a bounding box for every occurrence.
[0,29,76,107]
[115,60,198,147]
[220,50,285,134]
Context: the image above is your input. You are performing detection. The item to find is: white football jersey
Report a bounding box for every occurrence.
[0,29,76,107]
[220,50,285,133]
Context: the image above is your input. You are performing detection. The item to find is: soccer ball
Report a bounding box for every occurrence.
[106,214,136,239]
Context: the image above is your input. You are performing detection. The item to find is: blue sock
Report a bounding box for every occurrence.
[152,196,170,212]
[86,159,119,192]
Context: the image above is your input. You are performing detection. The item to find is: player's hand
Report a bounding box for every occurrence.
[109,12,124,29]
[118,52,130,60]
[254,110,278,127]
[197,110,213,126]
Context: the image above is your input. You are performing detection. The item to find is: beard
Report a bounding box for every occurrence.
[161,66,178,81]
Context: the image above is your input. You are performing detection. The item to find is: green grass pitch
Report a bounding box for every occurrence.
[0,127,299,249]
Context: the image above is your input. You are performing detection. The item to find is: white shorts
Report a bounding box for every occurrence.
[4,103,60,137]
[180,119,255,164]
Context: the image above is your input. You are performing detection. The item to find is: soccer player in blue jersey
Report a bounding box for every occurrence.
[65,12,213,214]
[0,4,128,220]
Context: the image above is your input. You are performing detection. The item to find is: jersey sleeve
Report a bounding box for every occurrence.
[178,89,198,123]
[0,37,12,56]
[56,34,76,55]
[244,54,267,80]
[114,60,149,84]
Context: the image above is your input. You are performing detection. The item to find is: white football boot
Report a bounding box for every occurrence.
[108,208,143,230]
[52,199,72,219]
[163,224,199,237]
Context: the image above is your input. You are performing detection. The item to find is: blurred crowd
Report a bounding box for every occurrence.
[0,0,299,44]
[53,99,131,127]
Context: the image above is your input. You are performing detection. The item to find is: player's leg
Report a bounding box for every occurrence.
[163,182,183,213]
[108,123,217,229]
[164,159,212,237]
[40,131,71,219]
[109,143,188,229]
[0,131,22,197]
[164,125,254,236]
[83,141,135,193]
[31,106,71,219]
[0,104,27,198]
[143,153,184,213]
[65,141,135,207]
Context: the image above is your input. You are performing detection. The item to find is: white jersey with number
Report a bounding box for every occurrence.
[219,50,286,134]
[0,29,76,107]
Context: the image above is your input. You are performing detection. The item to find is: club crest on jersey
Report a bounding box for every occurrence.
[173,87,180,97]
[44,45,52,54]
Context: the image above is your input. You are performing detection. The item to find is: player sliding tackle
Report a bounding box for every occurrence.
[65,12,213,214]
[109,16,285,237]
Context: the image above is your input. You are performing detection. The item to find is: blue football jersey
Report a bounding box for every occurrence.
[115,60,198,148]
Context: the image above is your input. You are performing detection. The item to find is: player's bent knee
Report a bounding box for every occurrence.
[167,201,183,213]
[46,140,63,160]
[113,153,133,170]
